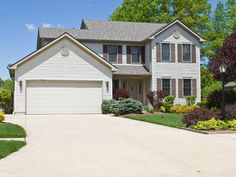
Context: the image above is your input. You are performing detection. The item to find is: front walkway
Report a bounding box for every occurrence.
[0,114,236,177]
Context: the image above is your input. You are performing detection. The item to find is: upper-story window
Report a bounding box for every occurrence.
[183,44,191,62]
[161,43,170,62]
[183,79,191,96]
[131,46,141,63]
[108,45,118,63]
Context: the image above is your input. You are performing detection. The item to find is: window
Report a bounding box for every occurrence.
[162,43,170,61]
[108,45,118,63]
[131,46,141,63]
[113,80,119,90]
[162,79,170,95]
[183,79,191,96]
[183,44,191,62]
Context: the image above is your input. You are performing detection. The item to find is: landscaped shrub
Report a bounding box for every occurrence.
[144,106,154,113]
[216,105,236,120]
[183,108,214,127]
[113,89,130,100]
[101,100,117,114]
[192,118,229,130]
[196,100,207,108]
[207,89,236,108]
[146,91,167,111]
[227,120,236,130]
[112,98,143,116]
[0,89,13,114]
[185,96,196,106]
[162,96,175,112]
[170,105,199,114]
[0,111,4,123]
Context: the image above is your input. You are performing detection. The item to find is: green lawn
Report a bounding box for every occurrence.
[0,140,26,159]
[124,113,185,128]
[0,123,26,138]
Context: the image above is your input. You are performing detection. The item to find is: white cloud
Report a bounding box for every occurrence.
[25,23,37,31]
[88,3,93,7]
[57,24,64,28]
[42,23,52,28]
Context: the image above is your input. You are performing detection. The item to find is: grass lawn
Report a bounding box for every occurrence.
[124,113,185,128]
[0,140,26,159]
[0,123,26,138]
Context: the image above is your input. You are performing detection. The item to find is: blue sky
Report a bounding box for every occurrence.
[0,0,222,79]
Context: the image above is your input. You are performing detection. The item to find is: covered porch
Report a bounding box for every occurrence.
[112,65,151,104]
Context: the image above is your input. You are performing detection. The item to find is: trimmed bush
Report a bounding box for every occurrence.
[101,100,117,114]
[0,111,4,123]
[113,89,130,100]
[112,98,143,116]
[101,99,143,116]
[192,118,229,130]
[183,108,214,127]
[207,89,236,108]
[170,105,199,114]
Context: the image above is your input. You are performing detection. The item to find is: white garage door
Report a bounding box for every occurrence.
[26,80,102,114]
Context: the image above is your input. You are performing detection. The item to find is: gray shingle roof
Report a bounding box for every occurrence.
[113,65,150,75]
[39,19,166,42]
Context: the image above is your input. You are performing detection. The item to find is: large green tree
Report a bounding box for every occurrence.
[110,0,211,35]
[203,0,235,59]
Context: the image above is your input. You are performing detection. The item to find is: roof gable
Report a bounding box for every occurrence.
[149,20,205,42]
[9,33,117,71]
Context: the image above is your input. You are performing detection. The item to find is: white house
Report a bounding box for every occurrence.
[9,19,204,115]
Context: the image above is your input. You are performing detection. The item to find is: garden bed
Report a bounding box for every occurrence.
[124,113,236,134]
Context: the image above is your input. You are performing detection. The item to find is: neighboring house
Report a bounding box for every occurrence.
[8,19,204,115]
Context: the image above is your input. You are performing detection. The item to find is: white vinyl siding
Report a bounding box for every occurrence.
[151,23,201,104]
[14,38,112,114]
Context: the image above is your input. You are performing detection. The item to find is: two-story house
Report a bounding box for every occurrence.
[9,19,204,115]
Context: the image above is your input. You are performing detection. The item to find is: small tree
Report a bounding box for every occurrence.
[146,90,167,111]
[0,89,13,113]
[113,88,130,100]
[209,31,236,81]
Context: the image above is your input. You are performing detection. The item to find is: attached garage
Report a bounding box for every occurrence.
[26,80,102,114]
[9,33,116,115]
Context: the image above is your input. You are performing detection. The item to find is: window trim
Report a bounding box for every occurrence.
[183,78,192,96]
[107,45,118,63]
[161,43,171,62]
[182,43,192,63]
[131,46,142,64]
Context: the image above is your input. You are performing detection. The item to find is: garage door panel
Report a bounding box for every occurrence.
[26,81,102,114]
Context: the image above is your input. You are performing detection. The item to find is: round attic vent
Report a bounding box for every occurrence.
[173,31,180,39]
[61,46,70,56]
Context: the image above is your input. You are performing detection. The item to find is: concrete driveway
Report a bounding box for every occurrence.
[0,114,236,177]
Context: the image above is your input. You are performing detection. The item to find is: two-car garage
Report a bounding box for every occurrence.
[10,34,116,115]
[26,80,103,114]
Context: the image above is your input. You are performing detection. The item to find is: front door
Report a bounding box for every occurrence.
[127,80,143,102]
